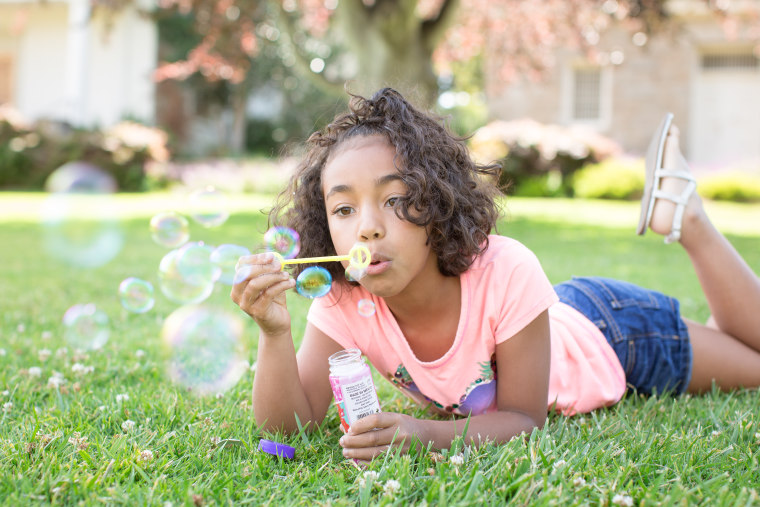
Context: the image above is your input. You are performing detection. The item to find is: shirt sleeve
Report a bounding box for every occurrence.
[492,241,558,345]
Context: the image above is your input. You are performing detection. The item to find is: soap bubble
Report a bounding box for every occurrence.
[62,303,110,350]
[264,226,300,259]
[158,249,215,305]
[45,161,118,194]
[41,162,123,268]
[162,305,247,396]
[188,186,229,228]
[295,266,332,298]
[150,211,190,248]
[346,265,366,282]
[211,244,251,285]
[357,299,376,317]
[176,242,220,284]
[118,277,155,313]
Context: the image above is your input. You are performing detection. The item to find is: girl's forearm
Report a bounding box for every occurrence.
[421,410,545,450]
[252,331,316,433]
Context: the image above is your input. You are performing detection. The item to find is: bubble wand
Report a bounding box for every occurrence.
[270,243,371,270]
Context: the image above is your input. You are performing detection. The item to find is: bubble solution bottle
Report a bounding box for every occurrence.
[328,348,381,432]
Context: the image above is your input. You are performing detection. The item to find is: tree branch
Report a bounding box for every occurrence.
[275,2,345,98]
[421,0,461,52]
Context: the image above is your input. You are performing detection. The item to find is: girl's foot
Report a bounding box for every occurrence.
[648,125,701,242]
[637,114,702,244]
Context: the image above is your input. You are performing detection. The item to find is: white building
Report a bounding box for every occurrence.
[0,0,157,127]
[485,0,760,172]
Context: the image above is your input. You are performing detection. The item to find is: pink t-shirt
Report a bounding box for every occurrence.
[307,235,626,416]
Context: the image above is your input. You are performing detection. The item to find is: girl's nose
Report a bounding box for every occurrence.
[357,211,384,241]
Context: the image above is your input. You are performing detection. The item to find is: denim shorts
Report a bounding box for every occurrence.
[554,276,692,395]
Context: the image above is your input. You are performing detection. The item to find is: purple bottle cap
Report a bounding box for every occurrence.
[258,438,295,459]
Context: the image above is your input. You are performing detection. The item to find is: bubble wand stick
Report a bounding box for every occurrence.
[271,244,371,270]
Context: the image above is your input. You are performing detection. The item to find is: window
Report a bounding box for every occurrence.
[701,52,759,72]
[0,54,13,105]
[572,66,602,120]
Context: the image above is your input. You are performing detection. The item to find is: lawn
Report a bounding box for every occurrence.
[1,192,759,505]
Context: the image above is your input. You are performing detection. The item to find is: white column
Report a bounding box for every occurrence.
[65,0,91,126]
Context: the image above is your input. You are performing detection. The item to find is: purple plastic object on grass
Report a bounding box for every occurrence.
[258,439,295,459]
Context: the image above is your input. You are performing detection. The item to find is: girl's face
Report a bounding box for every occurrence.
[322,135,439,299]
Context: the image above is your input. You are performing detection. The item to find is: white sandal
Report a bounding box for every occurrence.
[636,113,697,244]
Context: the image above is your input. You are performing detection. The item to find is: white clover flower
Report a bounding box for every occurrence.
[211,436,221,446]
[28,367,42,377]
[47,376,65,388]
[16,323,25,333]
[357,470,380,488]
[553,459,567,469]
[215,392,224,399]
[573,477,587,487]
[116,393,130,403]
[449,454,464,466]
[135,350,146,359]
[122,420,136,432]
[139,449,154,462]
[71,363,95,375]
[612,493,634,506]
[38,349,52,362]
[98,405,106,412]
[383,479,401,495]
[2,390,9,397]
[0,348,6,357]
[55,347,68,358]
[711,430,721,437]
[41,331,52,340]
[2,402,12,413]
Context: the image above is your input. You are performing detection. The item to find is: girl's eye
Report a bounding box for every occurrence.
[386,196,399,207]
[334,206,354,216]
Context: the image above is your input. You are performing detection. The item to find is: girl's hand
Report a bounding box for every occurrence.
[231,253,296,337]
[339,412,426,461]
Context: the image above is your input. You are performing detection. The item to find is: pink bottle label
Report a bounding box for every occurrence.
[329,364,380,431]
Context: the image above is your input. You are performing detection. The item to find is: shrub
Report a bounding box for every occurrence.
[698,171,760,202]
[572,157,645,200]
[469,119,621,196]
[0,105,170,192]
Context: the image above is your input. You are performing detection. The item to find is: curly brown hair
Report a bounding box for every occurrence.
[269,88,502,286]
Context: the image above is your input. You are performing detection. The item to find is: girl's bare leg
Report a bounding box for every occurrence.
[647,125,760,392]
[649,126,760,351]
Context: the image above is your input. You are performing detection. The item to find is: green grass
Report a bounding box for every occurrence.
[1,192,760,505]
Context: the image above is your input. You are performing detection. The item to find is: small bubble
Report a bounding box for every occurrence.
[62,304,110,351]
[357,299,376,317]
[150,211,190,248]
[295,266,332,298]
[264,226,300,259]
[188,186,229,228]
[118,277,155,314]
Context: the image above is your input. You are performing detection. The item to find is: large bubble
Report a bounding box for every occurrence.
[162,305,248,396]
[176,241,220,284]
[158,248,215,305]
[211,244,251,285]
[63,303,110,350]
[150,211,190,249]
[264,226,300,259]
[188,186,229,228]
[295,266,332,298]
[357,299,376,317]
[41,162,123,268]
[118,277,155,314]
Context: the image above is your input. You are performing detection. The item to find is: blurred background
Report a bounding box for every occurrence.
[2,0,760,201]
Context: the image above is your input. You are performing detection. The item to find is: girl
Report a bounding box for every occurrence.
[231,88,760,462]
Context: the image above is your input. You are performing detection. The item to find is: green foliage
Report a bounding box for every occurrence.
[469,119,621,196]
[698,171,760,203]
[0,112,170,191]
[572,157,645,200]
